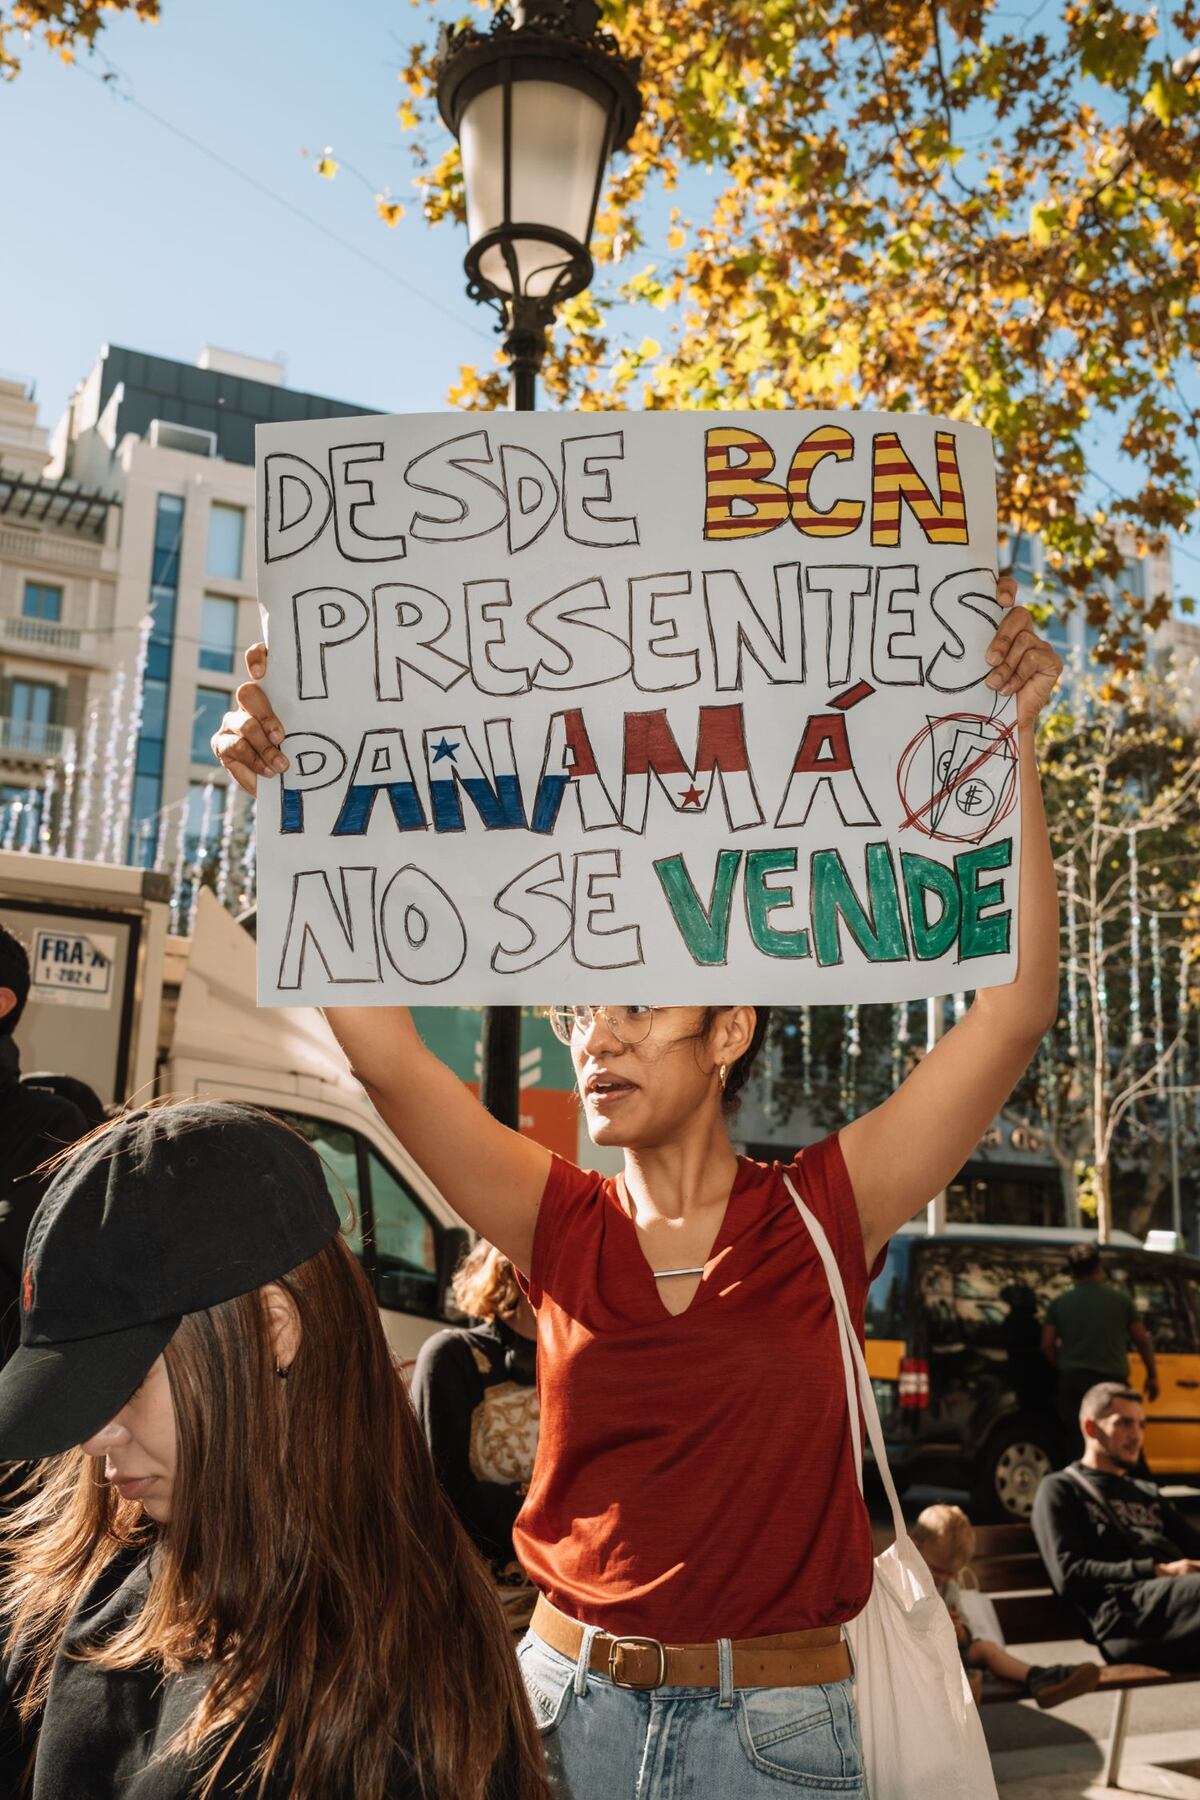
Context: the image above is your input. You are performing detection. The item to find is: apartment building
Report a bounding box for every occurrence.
[0,345,374,865]
[1001,526,1175,671]
[0,376,119,846]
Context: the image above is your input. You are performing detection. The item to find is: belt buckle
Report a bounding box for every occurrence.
[608,1634,668,1690]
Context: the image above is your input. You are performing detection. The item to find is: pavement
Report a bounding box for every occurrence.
[869,1485,1200,1799]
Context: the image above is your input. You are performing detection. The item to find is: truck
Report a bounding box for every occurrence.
[0,851,475,1364]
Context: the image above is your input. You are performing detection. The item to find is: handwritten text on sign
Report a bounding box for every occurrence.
[253,411,1017,1006]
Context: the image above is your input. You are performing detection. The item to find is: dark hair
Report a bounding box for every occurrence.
[1080,1380,1142,1426]
[0,924,30,1038]
[1066,1242,1102,1277]
[700,1005,770,1114]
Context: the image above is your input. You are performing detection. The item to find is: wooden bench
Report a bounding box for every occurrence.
[970,1523,1197,1794]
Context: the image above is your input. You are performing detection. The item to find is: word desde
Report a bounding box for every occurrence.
[262,422,973,567]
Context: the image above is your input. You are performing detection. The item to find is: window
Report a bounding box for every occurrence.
[199,595,238,673]
[1183,1272,1200,1347]
[206,503,245,580]
[191,687,229,763]
[22,582,62,621]
[367,1148,439,1314]
[152,494,184,590]
[184,780,226,855]
[918,1243,1070,1351]
[270,1112,365,1257]
[866,1238,912,1341]
[1006,533,1038,588]
[1109,1260,1191,1355]
[1118,557,1145,602]
[8,679,60,752]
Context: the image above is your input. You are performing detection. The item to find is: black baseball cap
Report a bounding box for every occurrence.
[0,1100,340,1460]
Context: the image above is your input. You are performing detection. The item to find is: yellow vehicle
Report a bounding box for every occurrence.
[864,1226,1200,1519]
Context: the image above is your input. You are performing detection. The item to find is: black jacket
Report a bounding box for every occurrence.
[1,1547,437,1798]
[0,1038,87,1366]
[410,1320,539,1577]
[1032,1461,1200,1640]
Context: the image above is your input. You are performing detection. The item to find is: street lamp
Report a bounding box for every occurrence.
[435,0,642,1127]
[436,0,642,411]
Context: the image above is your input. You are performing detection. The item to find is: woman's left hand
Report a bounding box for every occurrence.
[985,575,1064,729]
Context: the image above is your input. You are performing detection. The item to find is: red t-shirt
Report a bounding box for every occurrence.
[514,1134,883,1641]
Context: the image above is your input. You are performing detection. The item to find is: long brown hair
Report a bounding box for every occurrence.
[2,1229,547,1800]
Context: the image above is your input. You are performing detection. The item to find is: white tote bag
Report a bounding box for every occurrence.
[783,1174,998,1800]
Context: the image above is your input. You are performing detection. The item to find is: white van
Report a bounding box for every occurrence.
[0,853,468,1366]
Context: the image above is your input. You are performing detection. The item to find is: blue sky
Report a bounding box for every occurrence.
[2,0,497,423]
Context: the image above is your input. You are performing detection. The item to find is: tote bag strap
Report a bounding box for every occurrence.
[782,1171,910,1550]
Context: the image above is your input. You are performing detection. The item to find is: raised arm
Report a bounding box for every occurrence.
[840,587,1063,1268]
[212,645,550,1271]
[322,1004,549,1270]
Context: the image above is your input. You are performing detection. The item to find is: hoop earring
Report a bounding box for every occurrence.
[718,1063,728,1091]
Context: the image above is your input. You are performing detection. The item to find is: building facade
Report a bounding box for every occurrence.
[0,376,120,849]
[0,344,375,869]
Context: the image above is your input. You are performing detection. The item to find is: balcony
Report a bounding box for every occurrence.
[0,614,102,665]
[0,716,75,762]
[2,614,81,651]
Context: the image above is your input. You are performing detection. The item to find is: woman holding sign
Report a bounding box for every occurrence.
[214,581,1061,1799]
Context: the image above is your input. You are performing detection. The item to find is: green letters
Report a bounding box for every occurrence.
[901,852,961,960]
[811,841,909,966]
[744,849,811,958]
[955,839,1013,959]
[654,850,742,965]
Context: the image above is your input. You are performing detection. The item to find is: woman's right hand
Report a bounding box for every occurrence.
[211,643,290,796]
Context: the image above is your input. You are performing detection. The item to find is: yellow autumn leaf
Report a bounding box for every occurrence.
[315,156,339,180]
[376,196,405,227]
[638,337,662,359]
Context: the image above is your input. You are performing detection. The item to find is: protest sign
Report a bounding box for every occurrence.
[253,410,1017,1007]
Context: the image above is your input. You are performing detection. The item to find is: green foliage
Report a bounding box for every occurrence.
[0,0,159,78]
[397,0,1200,664]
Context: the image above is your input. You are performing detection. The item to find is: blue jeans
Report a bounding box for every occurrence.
[517,1627,867,1798]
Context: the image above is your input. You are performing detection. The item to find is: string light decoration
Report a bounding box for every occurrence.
[1127,831,1143,1047]
[1065,861,1081,1058]
[71,705,100,861]
[1150,911,1166,1095]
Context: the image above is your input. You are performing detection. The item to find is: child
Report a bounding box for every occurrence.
[912,1503,1102,1709]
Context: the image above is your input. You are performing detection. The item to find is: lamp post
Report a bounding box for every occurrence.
[435,0,641,1127]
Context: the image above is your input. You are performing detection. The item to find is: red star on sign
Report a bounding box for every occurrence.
[678,786,704,807]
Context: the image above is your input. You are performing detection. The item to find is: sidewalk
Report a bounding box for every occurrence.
[994,1731,1200,1798]
[983,1640,1199,1800]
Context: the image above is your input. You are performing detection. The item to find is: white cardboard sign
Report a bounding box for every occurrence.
[253,410,1018,1007]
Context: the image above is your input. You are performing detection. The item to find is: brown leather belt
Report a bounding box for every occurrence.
[530,1594,851,1692]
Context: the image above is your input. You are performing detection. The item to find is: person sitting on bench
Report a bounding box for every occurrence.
[912,1503,1101,1707]
[1032,1382,1200,1671]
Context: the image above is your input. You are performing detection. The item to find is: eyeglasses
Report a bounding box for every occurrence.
[547,1005,656,1045]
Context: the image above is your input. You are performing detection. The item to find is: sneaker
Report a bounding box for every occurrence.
[1026,1662,1103,1709]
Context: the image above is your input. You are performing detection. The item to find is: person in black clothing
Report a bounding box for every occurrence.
[1032,1382,1200,1671]
[0,1101,548,1800]
[20,1070,108,1131]
[0,924,88,1368]
[412,1240,540,1628]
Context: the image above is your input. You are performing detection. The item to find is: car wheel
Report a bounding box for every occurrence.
[974,1426,1055,1521]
